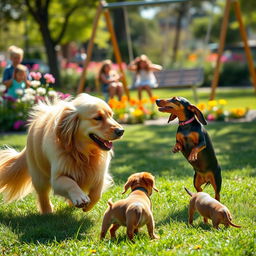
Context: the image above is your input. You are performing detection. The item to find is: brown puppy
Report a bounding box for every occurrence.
[185,187,241,229]
[100,172,159,240]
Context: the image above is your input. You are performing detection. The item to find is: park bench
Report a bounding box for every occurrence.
[153,68,204,103]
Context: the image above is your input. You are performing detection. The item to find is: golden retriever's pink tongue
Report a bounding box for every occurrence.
[104,141,113,149]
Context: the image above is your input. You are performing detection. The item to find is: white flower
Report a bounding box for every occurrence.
[36,87,46,96]
[25,88,36,95]
[48,90,57,97]
[15,89,24,96]
[31,80,41,88]
[21,94,35,102]
[0,84,6,93]
[0,96,3,102]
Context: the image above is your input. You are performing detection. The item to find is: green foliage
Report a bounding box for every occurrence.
[0,121,255,255]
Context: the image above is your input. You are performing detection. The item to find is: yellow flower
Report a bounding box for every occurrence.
[231,108,246,117]
[208,100,217,107]
[129,98,137,106]
[121,95,128,103]
[150,95,158,103]
[216,108,223,115]
[193,245,202,250]
[197,102,206,111]
[133,108,143,117]
[108,98,118,109]
[90,249,97,253]
[218,99,227,105]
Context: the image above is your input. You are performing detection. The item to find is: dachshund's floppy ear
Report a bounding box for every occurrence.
[142,174,159,192]
[168,114,177,123]
[56,106,80,151]
[188,105,207,125]
[122,177,135,194]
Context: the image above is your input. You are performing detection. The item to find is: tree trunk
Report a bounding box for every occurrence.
[39,22,60,87]
[171,3,187,65]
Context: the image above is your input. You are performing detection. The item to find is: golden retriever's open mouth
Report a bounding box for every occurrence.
[89,134,113,151]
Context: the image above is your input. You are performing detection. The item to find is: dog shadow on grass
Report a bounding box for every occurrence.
[0,207,93,244]
[156,207,211,231]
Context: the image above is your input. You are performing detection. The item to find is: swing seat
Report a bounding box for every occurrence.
[153,68,204,103]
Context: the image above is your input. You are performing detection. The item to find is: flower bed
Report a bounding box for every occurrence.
[0,72,70,132]
[108,96,159,124]
[197,99,249,121]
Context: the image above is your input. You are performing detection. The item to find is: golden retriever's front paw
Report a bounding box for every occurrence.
[71,194,91,208]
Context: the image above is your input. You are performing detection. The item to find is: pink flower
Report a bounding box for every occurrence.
[13,120,26,130]
[207,114,215,121]
[44,73,55,84]
[57,92,71,100]
[30,72,42,80]
[32,64,40,71]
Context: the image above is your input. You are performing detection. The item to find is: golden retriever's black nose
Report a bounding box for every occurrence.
[115,128,124,137]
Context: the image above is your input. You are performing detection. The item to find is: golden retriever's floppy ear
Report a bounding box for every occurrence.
[122,176,136,194]
[142,172,159,192]
[188,105,207,125]
[56,106,80,151]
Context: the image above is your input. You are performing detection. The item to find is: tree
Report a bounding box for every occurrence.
[23,0,97,86]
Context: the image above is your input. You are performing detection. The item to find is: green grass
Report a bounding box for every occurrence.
[0,121,255,255]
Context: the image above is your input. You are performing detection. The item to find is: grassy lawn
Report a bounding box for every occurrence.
[0,120,255,255]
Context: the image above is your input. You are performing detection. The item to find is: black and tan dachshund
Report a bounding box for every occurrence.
[156,97,222,201]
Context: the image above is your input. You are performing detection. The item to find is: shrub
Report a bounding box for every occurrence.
[0,72,70,132]
[109,96,158,124]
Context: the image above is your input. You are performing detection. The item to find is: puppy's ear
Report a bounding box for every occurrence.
[142,175,159,192]
[168,114,177,123]
[122,176,136,194]
[188,105,207,125]
[56,106,80,151]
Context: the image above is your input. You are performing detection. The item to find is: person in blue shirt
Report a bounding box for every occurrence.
[6,64,28,99]
[2,46,30,89]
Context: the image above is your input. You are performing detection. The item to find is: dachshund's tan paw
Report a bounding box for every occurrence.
[188,152,198,161]
[172,144,182,153]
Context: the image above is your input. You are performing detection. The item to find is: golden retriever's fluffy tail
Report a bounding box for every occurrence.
[0,147,32,202]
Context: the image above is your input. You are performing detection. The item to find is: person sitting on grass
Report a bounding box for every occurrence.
[98,60,123,101]
[2,45,30,89]
[6,64,29,99]
[128,54,162,101]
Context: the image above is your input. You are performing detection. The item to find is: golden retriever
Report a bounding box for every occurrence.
[0,93,124,214]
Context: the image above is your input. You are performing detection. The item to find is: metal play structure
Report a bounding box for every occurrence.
[77,0,189,98]
[77,0,256,100]
[210,0,256,99]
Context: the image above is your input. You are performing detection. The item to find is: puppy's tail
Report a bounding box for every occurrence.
[184,187,193,197]
[107,198,113,208]
[0,147,32,203]
[223,210,241,228]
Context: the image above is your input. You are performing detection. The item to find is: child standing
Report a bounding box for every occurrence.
[98,60,123,101]
[6,64,28,99]
[2,46,30,88]
[128,55,162,101]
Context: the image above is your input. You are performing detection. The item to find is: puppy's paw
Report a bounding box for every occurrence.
[172,143,182,153]
[151,234,160,240]
[188,151,198,161]
[71,194,91,208]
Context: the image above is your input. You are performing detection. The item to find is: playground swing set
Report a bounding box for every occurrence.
[77,0,256,102]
